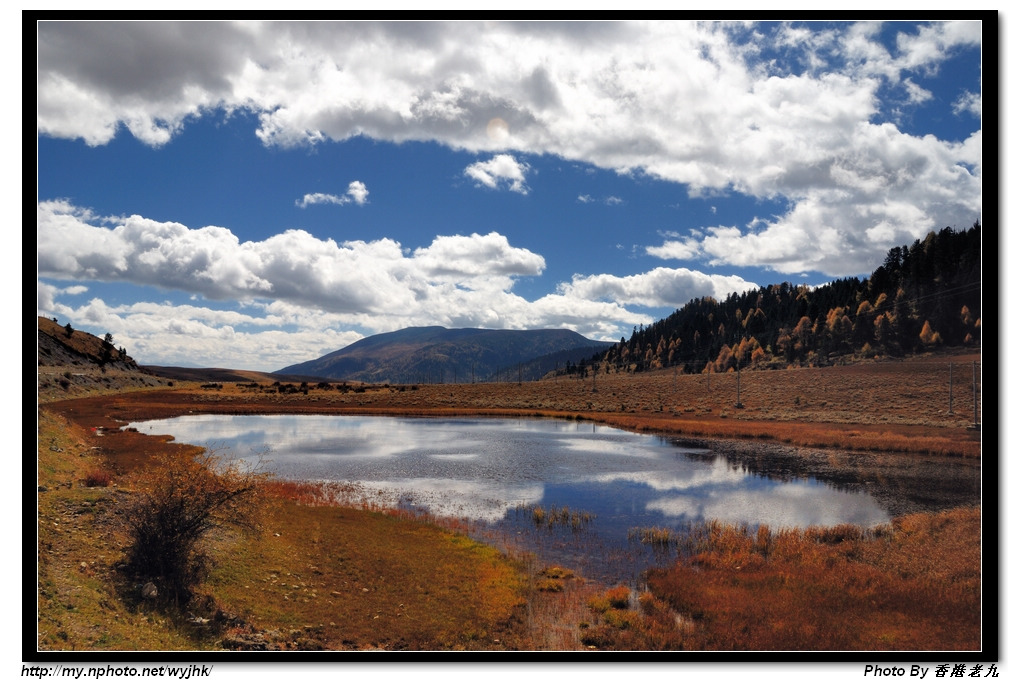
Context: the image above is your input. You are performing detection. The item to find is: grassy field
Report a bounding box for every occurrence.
[35,351,985,652]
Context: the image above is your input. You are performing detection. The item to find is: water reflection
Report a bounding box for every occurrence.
[126,414,979,584]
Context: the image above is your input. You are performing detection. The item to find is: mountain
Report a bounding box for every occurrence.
[277,327,613,384]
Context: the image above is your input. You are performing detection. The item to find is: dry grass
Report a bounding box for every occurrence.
[203,501,529,650]
[37,410,211,651]
[638,508,981,651]
[580,509,981,651]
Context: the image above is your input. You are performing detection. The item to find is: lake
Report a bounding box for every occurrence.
[126,414,981,585]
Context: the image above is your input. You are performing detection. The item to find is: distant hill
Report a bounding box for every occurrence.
[140,366,314,384]
[278,327,614,384]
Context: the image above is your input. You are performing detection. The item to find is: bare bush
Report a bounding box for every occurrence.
[125,451,269,602]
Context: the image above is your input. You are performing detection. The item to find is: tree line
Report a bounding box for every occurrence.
[567,222,981,376]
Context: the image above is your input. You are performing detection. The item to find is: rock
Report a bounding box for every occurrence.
[221,633,269,651]
[140,582,158,600]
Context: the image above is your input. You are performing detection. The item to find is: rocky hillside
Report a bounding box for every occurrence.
[37,317,173,402]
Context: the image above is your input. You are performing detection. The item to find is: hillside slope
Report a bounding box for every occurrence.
[37,317,173,402]
[278,326,613,384]
[595,223,982,375]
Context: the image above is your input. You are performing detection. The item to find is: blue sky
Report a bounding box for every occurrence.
[36,20,983,372]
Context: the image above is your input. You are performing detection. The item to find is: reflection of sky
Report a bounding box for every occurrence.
[645,481,889,528]
[126,414,891,531]
[335,478,546,523]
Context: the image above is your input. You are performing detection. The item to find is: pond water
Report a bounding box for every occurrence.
[126,414,981,585]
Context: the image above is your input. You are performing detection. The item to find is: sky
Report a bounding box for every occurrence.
[35,20,984,373]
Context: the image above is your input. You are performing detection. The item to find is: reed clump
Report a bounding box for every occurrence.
[522,504,595,531]
[580,584,687,650]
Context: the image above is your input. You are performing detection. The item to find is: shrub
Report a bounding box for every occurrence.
[125,451,269,602]
[83,469,111,487]
[606,585,631,609]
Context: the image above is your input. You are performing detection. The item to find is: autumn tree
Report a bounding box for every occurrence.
[873,313,892,350]
[714,344,736,373]
[919,320,942,346]
[792,316,813,360]
[853,300,875,347]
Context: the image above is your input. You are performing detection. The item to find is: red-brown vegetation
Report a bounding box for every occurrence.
[639,508,981,650]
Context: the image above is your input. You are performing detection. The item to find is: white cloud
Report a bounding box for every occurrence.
[345,180,369,205]
[902,78,933,104]
[577,194,624,206]
[37,21,981,276]
[41,200,778,369]
[412,232,545,285]
[296,181,369,208]
[42,200,561,315]
[646,238,703,261]
[464,154,530,194]
[296,192,345,208]
[38,295,369,371]
[954,91,981,117]
[559,267,757,309]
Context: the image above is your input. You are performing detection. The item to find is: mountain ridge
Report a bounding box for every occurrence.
[278,326,613,384]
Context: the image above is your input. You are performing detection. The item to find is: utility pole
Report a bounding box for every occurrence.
[948,362,954,415]
[735,362,743,408]
[971,360,980,430]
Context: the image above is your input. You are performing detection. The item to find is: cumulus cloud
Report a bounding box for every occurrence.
[646,238,703,261]
[37,21,981,275]
[39,199,771,369]
[296,181,369,208]
[413,232,545,285]
[36,295,370,371]
[464,154,530,194]
[38,200,553,315]
[559,268,757,309]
